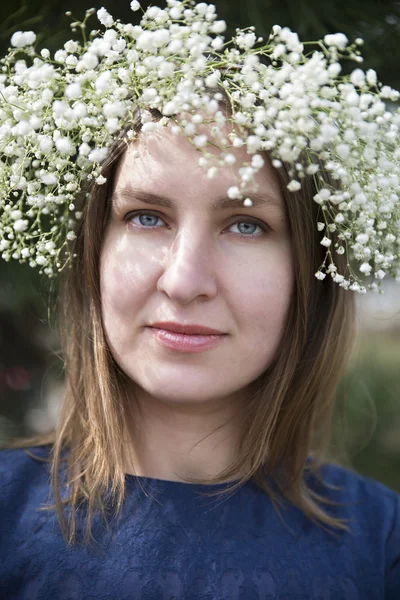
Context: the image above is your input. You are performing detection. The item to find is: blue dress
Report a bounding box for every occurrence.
[0,444,399,599]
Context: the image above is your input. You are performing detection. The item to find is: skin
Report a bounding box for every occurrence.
[100,124,294,482]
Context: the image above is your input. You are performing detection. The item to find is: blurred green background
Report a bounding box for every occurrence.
[0,0,399,491]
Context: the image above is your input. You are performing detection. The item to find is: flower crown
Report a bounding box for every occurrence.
[1,0,399,293]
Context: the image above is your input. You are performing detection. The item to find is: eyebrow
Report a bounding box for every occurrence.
[112,188,283,211]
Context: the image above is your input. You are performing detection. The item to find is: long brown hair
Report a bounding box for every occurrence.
[2,103,356,546]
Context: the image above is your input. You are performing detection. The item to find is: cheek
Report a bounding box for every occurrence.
[100,233,164,323]
[225,247,293,340]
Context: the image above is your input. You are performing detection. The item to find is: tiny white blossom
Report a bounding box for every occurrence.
[359,262,372,274]
[224,154,236,165]
[13,219,29,232]
[251,154,265,169]
[142,122,158,133]
[227,186,241,199]
[88,148,108,163]
[324,33,348,50]
[287,180,301,192]
[350,69,365,88]
[315,271,327,280]
[211,21,227,34]
[66,83,82,100]
[320,237,332,247]
[55,138,74,155]
[236,32,256,49]
[193,135,207,147]
[64,40,79,53]
[333,274,345,283]
[366,69,377,86]
[130,0,141,11]
[335,213,345,223]
[79,143,91,157]
[97,7,114,28]
[41,173,58,186]
[11,31,36,48]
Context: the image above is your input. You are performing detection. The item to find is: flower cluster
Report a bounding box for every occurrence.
[0,0,399,291]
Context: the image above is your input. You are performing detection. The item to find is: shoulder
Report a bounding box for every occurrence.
[310,461,400,591]
[315,461,400,511]
[308,460,400,524]
[0,444,53,505]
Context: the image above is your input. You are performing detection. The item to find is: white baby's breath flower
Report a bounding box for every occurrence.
[355,233,369,244]
[11,31,36,48]
[315,271,327,280]
[66,83,82,100]
[224,154,236,165]
[141,122,158,133]
[236,32,256,49]
[366,69,377,86]
[13,219,29,232]
[251,154,265,169]
[55,138,74,155]
[193,134,207,147]
[227,186,241,199]
[64,40,79,53]
[88,148,108,163]
[287,180,301,192]
[97,7,114,28]
[211,20,226,34]
[324,33,348,50]
[350,69,365,88]
[359,262,372,274]
[0,1,399,290]
[41,173,58,186]
[320,237,332,247]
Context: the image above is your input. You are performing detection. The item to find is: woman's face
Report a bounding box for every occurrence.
[100,125,294,407]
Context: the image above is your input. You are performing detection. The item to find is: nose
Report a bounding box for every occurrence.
[157,226,218,305]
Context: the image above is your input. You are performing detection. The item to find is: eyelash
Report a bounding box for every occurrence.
[125,211,269,239]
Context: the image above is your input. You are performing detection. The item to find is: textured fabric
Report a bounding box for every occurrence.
[0,445,399,600]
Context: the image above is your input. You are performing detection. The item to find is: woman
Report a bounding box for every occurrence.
[0,1,399,598]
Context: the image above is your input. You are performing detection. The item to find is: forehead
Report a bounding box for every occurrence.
[113,123,284,209]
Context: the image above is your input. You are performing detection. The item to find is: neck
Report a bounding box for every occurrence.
[122,388,245,483]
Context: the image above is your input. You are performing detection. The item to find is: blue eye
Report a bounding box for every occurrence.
[132,213,160,227]
[232,222,261,236]
[127,211,267,238]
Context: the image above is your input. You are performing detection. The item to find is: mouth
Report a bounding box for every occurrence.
[147,323,227,353]
[148,321,226,335]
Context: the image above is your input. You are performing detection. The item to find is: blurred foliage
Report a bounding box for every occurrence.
[1,0,400,491]
[332,330,400,492]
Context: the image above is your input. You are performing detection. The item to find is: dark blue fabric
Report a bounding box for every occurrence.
[0,445,399,599]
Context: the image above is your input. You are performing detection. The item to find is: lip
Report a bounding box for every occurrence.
[149,321,225,335]
[148,327,226,353]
